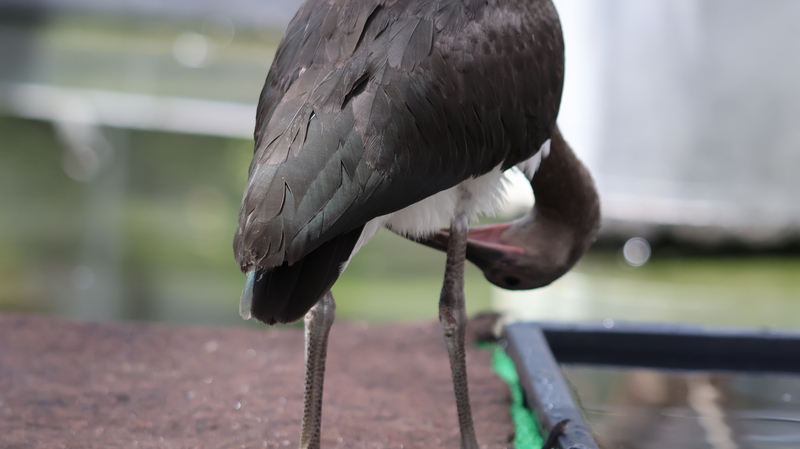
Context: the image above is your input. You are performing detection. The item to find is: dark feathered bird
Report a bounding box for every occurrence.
[233,0,599,447]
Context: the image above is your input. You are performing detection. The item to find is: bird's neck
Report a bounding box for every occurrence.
[501,126,601,274]
[531,127,600,233]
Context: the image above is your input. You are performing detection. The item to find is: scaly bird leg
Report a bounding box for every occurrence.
[440,212,479,449]
[299,291,336,449]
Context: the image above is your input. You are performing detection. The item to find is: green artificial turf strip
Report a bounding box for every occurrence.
[488,344,545,448]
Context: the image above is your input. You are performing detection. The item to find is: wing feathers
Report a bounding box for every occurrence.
[235,0,564,277]
[387,18,433,70]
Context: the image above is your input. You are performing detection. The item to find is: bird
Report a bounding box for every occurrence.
[232,0,600,446]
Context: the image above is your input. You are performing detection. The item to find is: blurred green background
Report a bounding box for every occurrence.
[1,8,799,330]
[0,10,496,325]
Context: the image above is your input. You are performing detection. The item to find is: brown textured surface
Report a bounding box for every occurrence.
[0,314,513,448]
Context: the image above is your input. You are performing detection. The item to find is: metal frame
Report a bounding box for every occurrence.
[501,321,800,449]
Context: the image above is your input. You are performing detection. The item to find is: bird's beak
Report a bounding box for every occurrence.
[418,223,529,289]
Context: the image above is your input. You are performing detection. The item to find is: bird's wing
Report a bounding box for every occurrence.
[234,0,564,272]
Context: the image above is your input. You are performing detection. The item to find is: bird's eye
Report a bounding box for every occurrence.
[503,276,521,287]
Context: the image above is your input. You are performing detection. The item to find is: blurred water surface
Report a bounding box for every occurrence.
[565,367,800,448]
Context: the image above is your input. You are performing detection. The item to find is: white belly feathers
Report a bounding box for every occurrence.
[340,139,552,273]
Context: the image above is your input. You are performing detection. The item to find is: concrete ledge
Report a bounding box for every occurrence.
[0,314,512,448]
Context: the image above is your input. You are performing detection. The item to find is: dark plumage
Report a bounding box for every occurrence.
[234,0,564,324]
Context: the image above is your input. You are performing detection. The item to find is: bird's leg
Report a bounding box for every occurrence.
[440,212,479,449]
[299,291,336,449]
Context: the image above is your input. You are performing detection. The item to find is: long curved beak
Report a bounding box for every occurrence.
[417,223,523,273]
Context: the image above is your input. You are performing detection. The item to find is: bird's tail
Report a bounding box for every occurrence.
[239,225,364,325]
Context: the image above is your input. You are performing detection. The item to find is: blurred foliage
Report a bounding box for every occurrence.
[0,118,83,312]
[568,252,800,329]
[0,116,493,324]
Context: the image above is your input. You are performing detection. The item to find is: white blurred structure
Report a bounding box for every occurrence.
[553,0,800,248]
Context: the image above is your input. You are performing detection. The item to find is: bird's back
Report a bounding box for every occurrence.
[234,0,564,324]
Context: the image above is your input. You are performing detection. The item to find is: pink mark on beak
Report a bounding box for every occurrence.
[465,223,526,257]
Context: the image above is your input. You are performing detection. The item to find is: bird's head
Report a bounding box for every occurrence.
[420,205,595,290]
[418,126,601,291]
